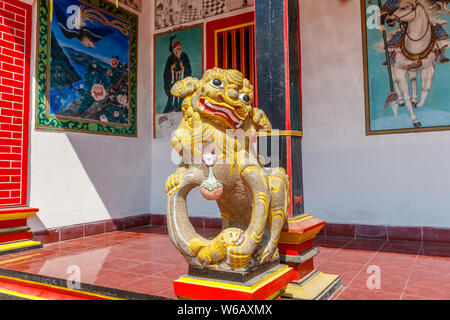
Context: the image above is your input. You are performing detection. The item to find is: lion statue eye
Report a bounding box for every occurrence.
[239,93,251,104]
[210,79,224,88]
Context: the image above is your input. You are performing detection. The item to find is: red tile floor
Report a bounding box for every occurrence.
[0,225,449,300]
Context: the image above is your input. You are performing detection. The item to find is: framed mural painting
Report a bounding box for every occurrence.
[362,0,450,135]
[36,0,138,137]
[153,24,203,139]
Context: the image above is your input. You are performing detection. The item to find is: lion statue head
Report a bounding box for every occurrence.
[169,68,271,162]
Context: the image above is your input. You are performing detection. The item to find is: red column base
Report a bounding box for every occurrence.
[173,264,296,300]
[278,214,342,300]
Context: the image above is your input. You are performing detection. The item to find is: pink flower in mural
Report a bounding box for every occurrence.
[117,94,128,106]
[91,84,106,101]
[114,111,120,118]
[111,57,119,68]
[100,115,108,122]
[106,69,113,76]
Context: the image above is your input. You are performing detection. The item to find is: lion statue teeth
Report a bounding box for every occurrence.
[165,68,290,271]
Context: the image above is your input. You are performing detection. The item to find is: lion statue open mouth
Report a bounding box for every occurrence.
[165,68,290,271]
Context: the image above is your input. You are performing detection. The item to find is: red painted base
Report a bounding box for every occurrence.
[279,239,315,281]
[173,265,296,300]
[278,239,314,256]
[291,259,314,281]
[0,207,41,256]
[277,215,342,299]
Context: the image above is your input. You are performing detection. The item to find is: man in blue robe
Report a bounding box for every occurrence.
[163,39,192,113]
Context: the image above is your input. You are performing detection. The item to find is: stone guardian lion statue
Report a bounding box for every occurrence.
[165,68,290,271]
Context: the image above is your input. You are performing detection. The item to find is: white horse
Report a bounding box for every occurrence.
[384,0,449,127]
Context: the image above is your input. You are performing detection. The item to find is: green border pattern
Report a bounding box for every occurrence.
[36,0,138,137]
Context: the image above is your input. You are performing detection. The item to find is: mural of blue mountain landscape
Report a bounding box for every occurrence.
[49,0,131,125]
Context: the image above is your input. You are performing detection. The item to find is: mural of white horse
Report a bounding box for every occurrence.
[378,0,450,127]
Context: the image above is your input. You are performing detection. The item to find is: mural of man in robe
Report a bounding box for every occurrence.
[163,38,192,113]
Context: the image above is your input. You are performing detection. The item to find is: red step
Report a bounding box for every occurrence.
[0,275,123,300]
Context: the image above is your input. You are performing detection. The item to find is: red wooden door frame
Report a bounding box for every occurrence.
[206,11,256,106]
[206,11,255,70]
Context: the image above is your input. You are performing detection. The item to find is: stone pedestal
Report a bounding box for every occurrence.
[174,264,297,300]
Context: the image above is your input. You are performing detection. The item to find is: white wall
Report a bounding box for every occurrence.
[27,0,153,230]
[300,0,450,227]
